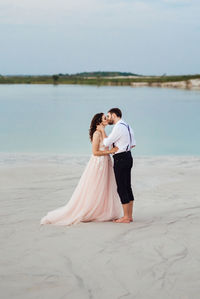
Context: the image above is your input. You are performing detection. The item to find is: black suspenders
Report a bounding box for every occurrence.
[120,123,132,151]
[112,123,132,152]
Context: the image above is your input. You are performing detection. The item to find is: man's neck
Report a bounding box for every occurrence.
[113,117,121,125]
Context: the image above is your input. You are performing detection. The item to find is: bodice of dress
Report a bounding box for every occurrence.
[99,138,106,151]
[91,133,108,161]
[92,138,112,170]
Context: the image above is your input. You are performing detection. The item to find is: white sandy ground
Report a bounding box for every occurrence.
[130,79,200,89]
[0,154,200,299]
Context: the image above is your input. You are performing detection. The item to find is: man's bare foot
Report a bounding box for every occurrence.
[114,217,130,223]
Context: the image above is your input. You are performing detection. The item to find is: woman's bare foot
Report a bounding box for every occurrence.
[114,217,130,223]
[129,217,133,222]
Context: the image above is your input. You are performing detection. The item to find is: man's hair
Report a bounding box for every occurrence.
[108,108,122,118]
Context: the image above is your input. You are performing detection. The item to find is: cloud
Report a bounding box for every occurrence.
[0,0,199,27]
[0,0,162,34]
[0,0,199,74]
[0,0,102,25]
[163,0,191,4]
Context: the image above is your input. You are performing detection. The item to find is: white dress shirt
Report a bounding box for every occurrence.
[103,119,136,154]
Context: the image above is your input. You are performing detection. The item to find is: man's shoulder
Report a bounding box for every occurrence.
[115,119,125,126]
[118,119,128,128]
[119,120,134,132]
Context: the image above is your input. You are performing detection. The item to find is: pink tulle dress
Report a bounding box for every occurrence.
[40,139,123,226]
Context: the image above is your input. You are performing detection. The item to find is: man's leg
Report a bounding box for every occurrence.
[114,203,130,223]
[114,159,131,223]
[128,200,134,221]
[127,154,134,221]
[127,169,134,221]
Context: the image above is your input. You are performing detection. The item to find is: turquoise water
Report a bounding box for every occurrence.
[0,84,200,155]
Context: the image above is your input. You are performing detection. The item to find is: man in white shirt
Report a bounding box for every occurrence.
[99,108,136,223]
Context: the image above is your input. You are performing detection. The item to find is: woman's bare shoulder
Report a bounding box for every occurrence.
[93,130,101,137]
[92,131,102,145]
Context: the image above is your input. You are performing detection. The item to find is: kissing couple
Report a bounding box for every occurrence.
[40,108,136,226]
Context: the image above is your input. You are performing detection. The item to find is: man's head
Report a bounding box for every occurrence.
[106,108,122,125]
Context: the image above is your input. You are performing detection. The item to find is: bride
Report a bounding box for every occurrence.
[40,112,123,226]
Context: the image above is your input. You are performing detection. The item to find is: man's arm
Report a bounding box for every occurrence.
[130,126,136,148]
[100,126,119,147]
[92,131,118,156]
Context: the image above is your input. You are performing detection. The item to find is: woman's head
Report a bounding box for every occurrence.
[89,113,108,141]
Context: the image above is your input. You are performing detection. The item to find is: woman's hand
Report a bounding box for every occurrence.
[96,124,104,132]
[110,146,119,154]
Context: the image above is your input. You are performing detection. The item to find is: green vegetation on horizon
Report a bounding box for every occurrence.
[0,72,200,86]
[68,71,140,77]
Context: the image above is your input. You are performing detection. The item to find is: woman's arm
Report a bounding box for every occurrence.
[92,131,118,156]
[98,125,119,148]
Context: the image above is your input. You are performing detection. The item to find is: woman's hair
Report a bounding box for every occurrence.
[89,113,104,142]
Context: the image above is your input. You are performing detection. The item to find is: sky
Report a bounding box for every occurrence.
[0,0,200,75]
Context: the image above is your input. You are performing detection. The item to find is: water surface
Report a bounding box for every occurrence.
[0,84,199,155]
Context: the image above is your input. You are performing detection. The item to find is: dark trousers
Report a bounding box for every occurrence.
[113,151,134,205]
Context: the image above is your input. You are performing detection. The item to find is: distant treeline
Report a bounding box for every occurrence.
[67,71,140,77]
[0,72,200,86]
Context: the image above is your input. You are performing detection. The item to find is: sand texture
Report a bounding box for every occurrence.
[0,154,200,299]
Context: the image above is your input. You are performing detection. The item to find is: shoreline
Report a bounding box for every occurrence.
[130,78,200,90]
[1,76,200,91]
[0,81,200,91]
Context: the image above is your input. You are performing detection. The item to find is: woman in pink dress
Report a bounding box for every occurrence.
[40,113,123,226]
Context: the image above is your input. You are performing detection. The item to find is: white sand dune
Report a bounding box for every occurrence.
[0,154,200,299]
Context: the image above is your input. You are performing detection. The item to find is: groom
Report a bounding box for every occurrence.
[99,108,136,223]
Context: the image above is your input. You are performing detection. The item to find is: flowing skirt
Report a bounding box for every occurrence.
[40,154,123,226]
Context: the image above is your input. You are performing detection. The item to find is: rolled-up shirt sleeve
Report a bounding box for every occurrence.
[103,127,119,147]
[130,127,136,146]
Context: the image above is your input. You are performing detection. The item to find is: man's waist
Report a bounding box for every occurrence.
[112,142,131,153]
[113,151,131,158]
[113,148,131,154]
